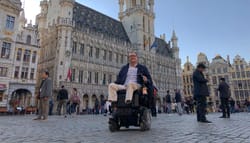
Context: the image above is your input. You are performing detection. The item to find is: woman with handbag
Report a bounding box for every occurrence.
[70,88,80,116]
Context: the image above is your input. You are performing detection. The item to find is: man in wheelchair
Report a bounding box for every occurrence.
[108,51,153,131]
[108,51,153,104]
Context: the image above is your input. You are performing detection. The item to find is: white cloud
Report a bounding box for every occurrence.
[23,0,40,24]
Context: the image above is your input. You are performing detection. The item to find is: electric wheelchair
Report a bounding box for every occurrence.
[108,88,153,132]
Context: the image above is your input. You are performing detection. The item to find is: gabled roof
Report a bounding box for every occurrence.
[73,2,130,43]
[155,37,173,57]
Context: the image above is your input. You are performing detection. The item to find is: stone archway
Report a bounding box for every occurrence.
[100,94,105,114]
[156,97,162,113]
[10,89,32,111]
[91,94,98,108]
[82,94,89,110]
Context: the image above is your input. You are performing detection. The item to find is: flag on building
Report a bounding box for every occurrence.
[66,63,72,81]
[150,40,157,50]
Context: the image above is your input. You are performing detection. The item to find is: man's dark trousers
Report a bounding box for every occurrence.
[221,97,230,117]
[196,96,207,121]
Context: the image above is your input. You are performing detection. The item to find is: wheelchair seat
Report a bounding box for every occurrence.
[108,88,152,132]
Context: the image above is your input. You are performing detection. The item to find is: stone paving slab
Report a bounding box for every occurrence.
[0,113,250,143]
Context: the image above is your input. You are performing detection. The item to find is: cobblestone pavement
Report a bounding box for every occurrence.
[0,113,250,143]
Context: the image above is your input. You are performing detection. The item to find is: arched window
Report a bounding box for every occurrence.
[132,0,136,7]
[26,35,31,44]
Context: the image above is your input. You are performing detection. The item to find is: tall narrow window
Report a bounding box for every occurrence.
[1,42,11,59]
[26,35,31,44]
[16,48,22,61]
[72,69,76,81]
[143,16,145,32]
[88,71,92,83]
[21,67,29,79]
[6,15,15,29]
[103,73,106,85]
[78,70,83,83]
[116,53,119,63]
[14,66,20,78]
[143,35,146,50]
[96,48,99,59]
[103,50,107,60]
[109,51,112,61]
[108,74,112,83]
[0,67,8,77]
[120,55,124,63]
[30,68,35,80]
[23,50,31,62]
[80,44,84,56]
[32,51,37,63]
[95,72,99,84]
[132,0,136,7]
[0,93,3,102]
[89,46,93,57]
[72,41,77,54]
[148,19,150,33]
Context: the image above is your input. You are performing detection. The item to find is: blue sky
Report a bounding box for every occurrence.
[25,0,250,65]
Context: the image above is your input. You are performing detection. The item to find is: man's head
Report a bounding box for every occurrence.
[128,51,138,65]
[42,70,49,79]
[197,63,206,72]
[220,78,225,82]
[61,85,64,89]
[167,90,170,94]
[73,88,77,93]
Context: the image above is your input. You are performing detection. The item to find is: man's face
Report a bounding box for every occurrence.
[198,67,205,72]
[128,52,138,64]
[41,72,47,79]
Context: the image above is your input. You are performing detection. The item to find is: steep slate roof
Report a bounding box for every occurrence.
[155,37,173,57]
[73,2,130,42]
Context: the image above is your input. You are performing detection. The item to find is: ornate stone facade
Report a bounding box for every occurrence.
[0,0,22,108]
[182,54,250,110]
[9,11,39,109]
[0,1,39,110]
[36,0,182,111]
[230,55,250,102]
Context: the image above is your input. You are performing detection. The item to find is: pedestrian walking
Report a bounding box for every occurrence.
[192,63,211,123]
[34,70,53,121]
[175,89,183,115]
[218,78,230,118]
[70,88,80,116]
[49,98,54,115]
[57,85,69,117]
[244,99,250,112]
[165,90,172,114]
[94,98,99,114]
[229,97,235,113]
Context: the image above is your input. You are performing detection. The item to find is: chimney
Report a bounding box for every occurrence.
[162,33,166,41]
[227,55,230,64]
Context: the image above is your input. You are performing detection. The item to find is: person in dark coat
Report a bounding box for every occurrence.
[166,90,172,114]
[175,89,182,115]
[34,70,53,121]
[192,63,211,123]
[218,78,230,118]
[108,51,153,104]
[229,97,235,113]
[57,85,69,117]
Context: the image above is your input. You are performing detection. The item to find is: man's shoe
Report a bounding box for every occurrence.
[41,118,48,121]
[125,100,131,104]
[33,117,42,120]
[219,116,227,118]
[200,120,212,123]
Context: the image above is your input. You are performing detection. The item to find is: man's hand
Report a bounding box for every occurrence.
[142,75,148,83]
[44,97,48,100]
